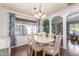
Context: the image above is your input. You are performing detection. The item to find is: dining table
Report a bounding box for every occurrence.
[34,35,54,44]
[33,35,55,56]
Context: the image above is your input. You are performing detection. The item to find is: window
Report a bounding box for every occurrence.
[22,22,37,34]
[15,18,37,36]
[69,23,79,35]
[15,20,27,36]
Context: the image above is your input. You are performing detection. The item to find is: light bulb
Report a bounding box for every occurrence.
[34,14,38,18]
[34,14,40,19]
[43,14,46,17]
[38,12,42,16]
[42,14,46,19]
[37,16,40,19]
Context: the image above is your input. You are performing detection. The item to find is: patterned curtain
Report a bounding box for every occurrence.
[9,13,16,47]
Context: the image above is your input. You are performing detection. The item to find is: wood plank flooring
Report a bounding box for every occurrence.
[11,40,79,56]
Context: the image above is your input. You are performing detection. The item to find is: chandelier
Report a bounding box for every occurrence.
[34,4,46,19]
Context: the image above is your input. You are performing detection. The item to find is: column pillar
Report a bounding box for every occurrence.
[49,18,52,37]
[63,16,67,49]
[40,19,43,33]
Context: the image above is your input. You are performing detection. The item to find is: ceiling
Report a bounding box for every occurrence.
[0,3,74,18]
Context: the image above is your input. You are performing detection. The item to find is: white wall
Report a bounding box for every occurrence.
[0,6,9,39]
[0,7,8,38]
[1,12,9,39]
[0,6,10,54]
[0,6,1,38]
[0,5,2,38]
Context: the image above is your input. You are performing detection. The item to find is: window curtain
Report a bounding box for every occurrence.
[9,13,16,47]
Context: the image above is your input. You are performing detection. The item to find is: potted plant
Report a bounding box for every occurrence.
[43,19,49,36]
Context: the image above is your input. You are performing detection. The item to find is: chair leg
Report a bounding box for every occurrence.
[35,51,37,56]
[27,49,29,56]
[53,52,60,56]
[28,46,31,56]
[43,50,45,56]
[31,49,33,56]
[58,52,60,56]
[27,46,29,56]
[53,54,56,56]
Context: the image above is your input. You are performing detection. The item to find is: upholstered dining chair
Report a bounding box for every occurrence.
[77,36,79,44]
[23,28,32,56]
[43,32,46,37]
[31,35,43,56]
[43,35,61,56]
[32,42,43,56]
[46,33,56,47]
[28,34,43,56]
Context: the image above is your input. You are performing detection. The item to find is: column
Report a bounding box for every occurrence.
[40,19,43,33]
[49,18,52,37]
[63,16,67,49]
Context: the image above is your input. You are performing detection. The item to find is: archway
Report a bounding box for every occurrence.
[67,11,79,55]
[52,16,63,47]
[52,16,63,35]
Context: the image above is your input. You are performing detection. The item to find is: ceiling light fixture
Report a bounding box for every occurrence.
[34,4,46,19]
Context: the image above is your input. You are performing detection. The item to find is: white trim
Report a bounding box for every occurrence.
[0,6,37,21]
[49,18,52,37]
[63,16,67,49]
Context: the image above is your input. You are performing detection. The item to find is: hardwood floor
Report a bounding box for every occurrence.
[11,45,29,56]
[11,40,79,56]
[67,40,79,56]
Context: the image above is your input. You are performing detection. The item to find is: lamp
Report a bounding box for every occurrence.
[34,4,46,19]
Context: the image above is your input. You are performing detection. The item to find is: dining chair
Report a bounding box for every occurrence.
[43,32,46,37]
[27,33,35,56]
[43,35,61,56]
[31,35,43,56]
[28,34,43,56]
[23,28,31,56]
[46,33,55,46]
[77,36,79,44]
[32,42,43,56]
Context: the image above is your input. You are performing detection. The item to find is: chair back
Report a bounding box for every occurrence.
[48,33,54,38]
[78,36,79,40]
[54,35,61,49]
[43,32,46,37]
[28,33,36,46]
